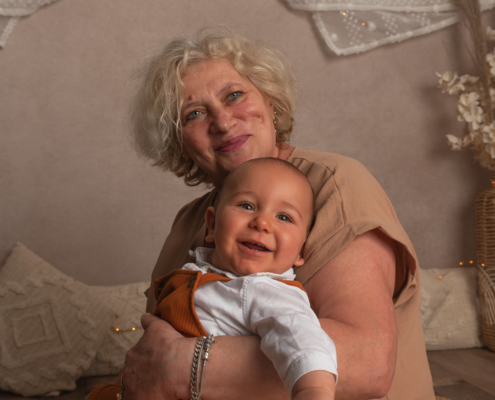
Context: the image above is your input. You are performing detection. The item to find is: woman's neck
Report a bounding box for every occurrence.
[277,143,295,161]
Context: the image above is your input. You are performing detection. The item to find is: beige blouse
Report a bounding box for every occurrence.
[146,147,435,400]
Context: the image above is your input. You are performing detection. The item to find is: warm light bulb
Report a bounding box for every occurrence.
[132,327,136,331]
[342,12,346,15]
[362,23,365,25]
[439,276,443,279]
[469,261,473,264]
[482,263,486,267]
[459,262,463,265]
[115,328,120,332]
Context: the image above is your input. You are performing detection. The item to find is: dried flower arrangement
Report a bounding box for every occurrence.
[439,0,495,353]
[437,0,495,170]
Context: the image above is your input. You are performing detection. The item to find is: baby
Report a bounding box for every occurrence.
[154,158,337,400]
[88,158,337,400]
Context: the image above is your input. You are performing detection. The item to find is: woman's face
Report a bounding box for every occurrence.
[180,58,278,188]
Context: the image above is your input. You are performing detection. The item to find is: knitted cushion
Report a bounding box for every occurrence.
[0,243,114,396]
[82,282,148,377]
[419,269,452,328]
[420,267,484,350]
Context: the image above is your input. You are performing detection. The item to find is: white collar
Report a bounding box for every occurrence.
[185,247,296,281]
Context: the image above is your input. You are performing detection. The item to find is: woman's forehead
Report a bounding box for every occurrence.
[183,58,240,84]
[181,58,259,106]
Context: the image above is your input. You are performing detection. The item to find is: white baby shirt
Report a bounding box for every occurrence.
[184,247,338,394]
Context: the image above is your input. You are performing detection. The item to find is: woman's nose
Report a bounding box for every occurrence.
[249,214,272,233]
[209,106,235,134]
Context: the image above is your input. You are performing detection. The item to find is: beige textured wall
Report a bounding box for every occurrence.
[0,0,491,285]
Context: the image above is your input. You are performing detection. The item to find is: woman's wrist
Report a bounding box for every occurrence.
[190,335,217,399]
[196,335,289,400]
[171,336,199,400]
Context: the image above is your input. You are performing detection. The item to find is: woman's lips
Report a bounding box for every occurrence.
[216,135,249,152]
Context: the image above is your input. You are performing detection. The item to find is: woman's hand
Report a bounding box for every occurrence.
[122,313,195,400]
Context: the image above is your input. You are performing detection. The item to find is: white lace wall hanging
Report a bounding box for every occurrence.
[0,0,60,48]
[285,0,495,55]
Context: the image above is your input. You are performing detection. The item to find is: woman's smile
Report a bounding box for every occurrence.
[215,134,250,152]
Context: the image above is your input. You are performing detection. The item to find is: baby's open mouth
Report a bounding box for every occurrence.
[242,241,270,252]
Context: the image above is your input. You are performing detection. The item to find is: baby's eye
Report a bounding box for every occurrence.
[240,203,254,211]
[227,91,242,101]
[277,214,292,223]
[186,109,202,121]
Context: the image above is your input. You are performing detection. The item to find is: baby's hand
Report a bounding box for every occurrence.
[292,370,336,400]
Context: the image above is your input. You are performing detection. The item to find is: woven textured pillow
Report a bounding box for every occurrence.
[420,267,485,350]
[82,282,148,377]
[0,243,115,396]
[419,269,452,328]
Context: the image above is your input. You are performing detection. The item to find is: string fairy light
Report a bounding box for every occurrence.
[437,260,480,279]
[113,326,138,333]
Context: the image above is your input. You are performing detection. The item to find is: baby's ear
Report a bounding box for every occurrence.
[293,244,306,267]
[205,206,216,243]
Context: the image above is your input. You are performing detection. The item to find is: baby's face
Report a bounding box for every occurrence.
[205,162,313,276]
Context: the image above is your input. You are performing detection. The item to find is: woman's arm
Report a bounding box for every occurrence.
[306,229,397,399]
[123,318,287,400]
[123,229,397,400]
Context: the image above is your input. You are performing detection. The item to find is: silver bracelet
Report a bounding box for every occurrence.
[190,334,216,400]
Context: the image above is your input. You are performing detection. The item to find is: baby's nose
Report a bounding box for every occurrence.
[249,214,272,232]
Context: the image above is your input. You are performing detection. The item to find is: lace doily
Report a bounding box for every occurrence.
[0,0,60,48]
[285,0,495,55]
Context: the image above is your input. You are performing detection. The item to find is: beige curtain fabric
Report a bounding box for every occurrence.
[0,0,60,48]
[285,0,495,55]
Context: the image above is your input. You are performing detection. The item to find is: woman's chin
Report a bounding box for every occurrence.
[217,156,254,175]
[213,148,277,184]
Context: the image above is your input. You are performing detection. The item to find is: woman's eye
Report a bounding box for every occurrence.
[277,214,292,222]
[186,110,202,121]
[240,203,254,211]
[228,91,242,101]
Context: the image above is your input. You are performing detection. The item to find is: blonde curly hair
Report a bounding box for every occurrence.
[131,32,298,186]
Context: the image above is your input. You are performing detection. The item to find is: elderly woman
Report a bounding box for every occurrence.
[120,33,435,400]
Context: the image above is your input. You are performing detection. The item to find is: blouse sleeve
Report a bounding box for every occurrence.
[289,149,418,303]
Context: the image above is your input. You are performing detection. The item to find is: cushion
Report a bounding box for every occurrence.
[0,243,115,396]
[419,267,485,350]
[82,282,148,377]
[419,269,452,328]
